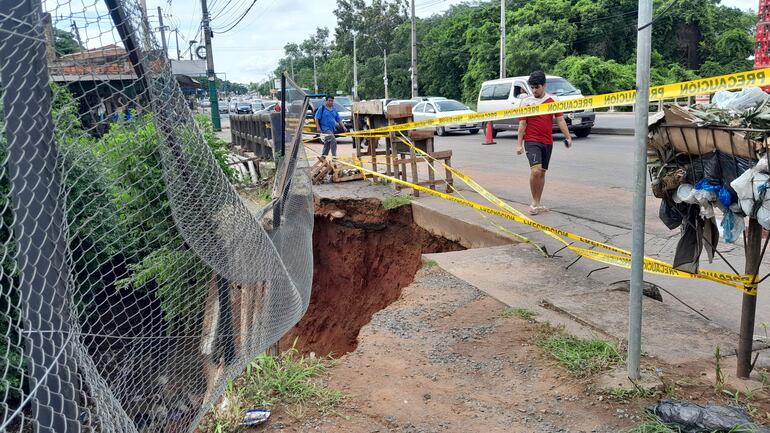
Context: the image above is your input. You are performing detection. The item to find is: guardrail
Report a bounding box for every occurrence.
[230,112,283,159]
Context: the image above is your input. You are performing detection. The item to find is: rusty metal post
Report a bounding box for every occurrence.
[738,218,762,378]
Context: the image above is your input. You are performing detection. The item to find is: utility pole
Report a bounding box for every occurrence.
[157,6,168,59]
[189,40,196,60]
[627,0,653,381]
[312,54,318,93]
[499,0,506,78]
[290,56,295,80]
[383,49,389,99]
[71,21,82,47]
[139,0,151,47]
[410,0,418,97]
[352,32,358,98]
[174,29,181,60]
[201,0,221,130]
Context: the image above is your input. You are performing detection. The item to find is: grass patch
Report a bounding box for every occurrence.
[497,307,537,321]
[201,343,343,432]
[625,415,682,433]
[607,387,650,400]
[626,414,757,433]
[537,329,622,377]
[423,259,438,269]
[238,184,273,208]
[382,194,413,209]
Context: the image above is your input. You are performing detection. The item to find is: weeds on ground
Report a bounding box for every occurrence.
[382,194,413,209]
[604,372,681,402]
[497,307,537,321]
[627,413,759,433]
[422,259,438,269]
[715,346,726,394]
[607,386,653,401]
[200,343,343,432]
[238,183,273,207]
[536,325,622,377]
[625,414,682,433]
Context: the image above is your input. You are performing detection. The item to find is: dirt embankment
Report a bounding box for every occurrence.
[280,198,464,356]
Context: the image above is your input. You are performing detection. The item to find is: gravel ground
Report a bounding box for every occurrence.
[270,265,637,433]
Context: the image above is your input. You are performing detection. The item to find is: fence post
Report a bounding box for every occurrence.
[270,111,283,162]
[0,1,80,431]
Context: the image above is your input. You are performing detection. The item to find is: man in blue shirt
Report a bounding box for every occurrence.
[314,95,347,157]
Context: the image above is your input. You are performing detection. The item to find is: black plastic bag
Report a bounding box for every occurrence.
[718,152,756,197]
[659,198,690,230]
[683,152,721,184]
[648,400,770,433]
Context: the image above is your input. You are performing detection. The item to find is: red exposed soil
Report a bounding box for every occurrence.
[279,198,464,356]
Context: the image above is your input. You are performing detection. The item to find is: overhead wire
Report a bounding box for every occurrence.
[639,0,682,31]
[212,0,259,34]
[211,0,250,28]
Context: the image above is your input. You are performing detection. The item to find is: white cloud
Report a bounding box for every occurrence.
[146,0,473,83]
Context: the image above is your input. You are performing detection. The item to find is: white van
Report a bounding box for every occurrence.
[476,75,595,138]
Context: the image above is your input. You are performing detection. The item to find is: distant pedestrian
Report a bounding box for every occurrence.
[314,95,347,158]
[516,70,573,215]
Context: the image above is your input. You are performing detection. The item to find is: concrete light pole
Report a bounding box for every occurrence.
[411,0,418,97]
[201,0,221,131]
[352,32,359,98]
[383,49,389,99]
[500,0,506,78]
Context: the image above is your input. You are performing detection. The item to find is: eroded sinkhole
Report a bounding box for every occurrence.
[279,197,465,356]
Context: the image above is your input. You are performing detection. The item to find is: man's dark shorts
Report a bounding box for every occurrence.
[524,141,553,170]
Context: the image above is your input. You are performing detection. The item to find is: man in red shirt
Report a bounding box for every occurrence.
[516,70,573,215]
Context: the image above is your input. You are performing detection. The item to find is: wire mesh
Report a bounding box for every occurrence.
[0,1,312,432]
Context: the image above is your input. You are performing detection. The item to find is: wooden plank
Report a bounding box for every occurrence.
[352,100,384,115]
[408,129,434,140]
[386,103,412,119]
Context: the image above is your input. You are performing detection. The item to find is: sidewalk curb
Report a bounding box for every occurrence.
[592,127,634,136]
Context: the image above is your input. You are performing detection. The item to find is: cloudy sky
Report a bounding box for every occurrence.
[63,0,762,83]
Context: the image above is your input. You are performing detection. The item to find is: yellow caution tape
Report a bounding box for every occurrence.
[310,144,758,295]
[344,68,770,138]
[391,133,545,253]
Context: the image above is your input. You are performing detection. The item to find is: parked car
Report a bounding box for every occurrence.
[476,75,595,138]
[335,96,353,111]
[307,99,353,131]
[256,102,279,113]
[235,102,253,114]
[386,99,418,110]
[412,99,479,136]
[218,100,229,114]
[251,100,266,112]
[228,100,238,113]
[411,96,447,103]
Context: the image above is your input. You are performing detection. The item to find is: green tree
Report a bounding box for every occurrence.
[553,55,636,95]
[271,0,756,104]
[54,28,82,55]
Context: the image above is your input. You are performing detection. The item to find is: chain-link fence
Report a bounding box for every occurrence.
[0,1,312,432]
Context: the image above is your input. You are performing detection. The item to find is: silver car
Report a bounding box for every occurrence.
[412,99,480,136]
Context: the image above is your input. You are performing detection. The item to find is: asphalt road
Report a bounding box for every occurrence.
[433,129,664,233]
[429,130,769,337]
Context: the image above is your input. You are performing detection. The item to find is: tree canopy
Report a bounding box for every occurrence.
[268,0,756,103]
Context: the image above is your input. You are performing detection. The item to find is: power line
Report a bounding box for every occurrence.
[211,0,249,27]
[639,0,682,31]
[212,0,259,34]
